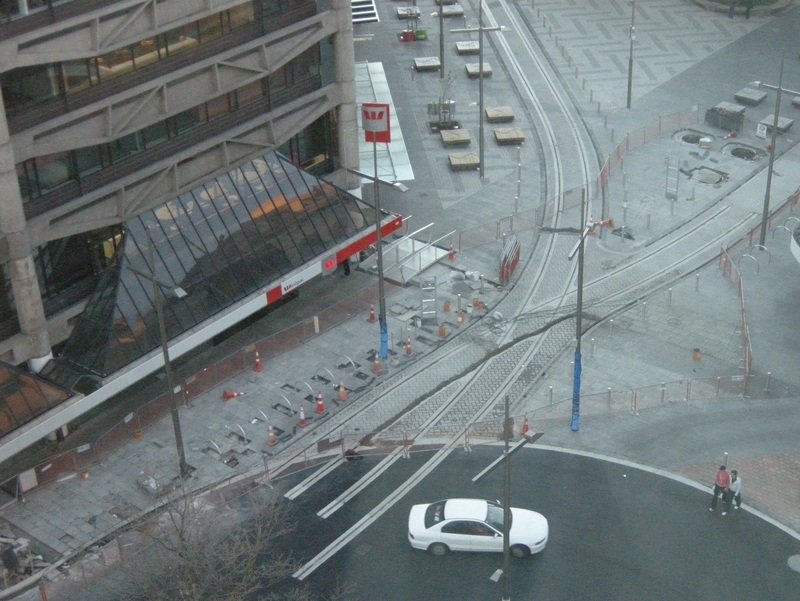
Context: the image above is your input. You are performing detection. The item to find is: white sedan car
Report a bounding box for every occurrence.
[407,498,548,558]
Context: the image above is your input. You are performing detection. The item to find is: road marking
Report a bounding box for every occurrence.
[284,456,344,500]
[293,442,457,580]
[317,448,405,518]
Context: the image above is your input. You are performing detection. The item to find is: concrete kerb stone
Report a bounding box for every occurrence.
[692,0,794,16]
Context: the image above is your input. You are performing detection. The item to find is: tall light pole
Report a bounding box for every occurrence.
[471,401,544,601]
[342,158,408,362]
[130,231,191,477]
[502,394,511,601]
[753,50,789,247]
[451,3,506,179]
[626,0,636,109]
[439,4,445,79]
[567,191,589,431]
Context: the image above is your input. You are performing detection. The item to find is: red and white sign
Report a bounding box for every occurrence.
[362,103,391,143]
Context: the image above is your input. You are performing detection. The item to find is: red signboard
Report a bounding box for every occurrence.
[362,103,391,143]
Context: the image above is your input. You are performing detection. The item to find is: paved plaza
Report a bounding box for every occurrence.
[2,1,800,598]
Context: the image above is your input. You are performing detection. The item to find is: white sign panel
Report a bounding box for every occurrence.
[281,263,322,295]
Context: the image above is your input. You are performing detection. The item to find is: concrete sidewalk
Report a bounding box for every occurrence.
[2,1,800,598]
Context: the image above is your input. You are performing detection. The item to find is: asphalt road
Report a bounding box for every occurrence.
[286,446,800,601]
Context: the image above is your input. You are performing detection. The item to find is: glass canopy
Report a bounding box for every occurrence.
[43,152,373,390]
[0,362,73,439]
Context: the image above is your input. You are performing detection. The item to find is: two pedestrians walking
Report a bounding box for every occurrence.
[709,466,743,515]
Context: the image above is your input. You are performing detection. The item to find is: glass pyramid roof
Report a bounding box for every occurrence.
[43,152,374,390]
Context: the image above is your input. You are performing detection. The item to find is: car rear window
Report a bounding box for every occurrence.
[424,501,447,528]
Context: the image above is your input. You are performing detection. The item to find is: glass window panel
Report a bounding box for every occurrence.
[108,132,143,164]
[16,162,34,200]
[236,80,264,108]
[0,65,58,111]
[252,163,305,262]
[206,94,232,121]
[174,108,201,134]
[189,187,254,295]
[74,146,103,177]
[142,121,169,149]
[61,60,94,94]
[35,152,73,192]
[197,13,224,43]
[230,3,255,28]
[129,38,159,69]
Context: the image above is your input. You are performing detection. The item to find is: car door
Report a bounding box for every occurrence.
[465,521,503,552]
[440,520,477,551]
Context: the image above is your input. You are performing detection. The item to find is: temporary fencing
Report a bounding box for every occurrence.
[718,182,800,381]
[459,106,699,254]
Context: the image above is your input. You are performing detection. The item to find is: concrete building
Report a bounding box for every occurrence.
[0,0,392,467]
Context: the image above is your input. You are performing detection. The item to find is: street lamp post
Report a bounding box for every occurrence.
[753,51,789,247]
[343,166,408,360]
[567,191,589,431]
[439,4,445,79]
[451,2,506,179]
[502,395,511,601]
[626,0,636,109]
[133,232,191,477]
[472,402,544,601]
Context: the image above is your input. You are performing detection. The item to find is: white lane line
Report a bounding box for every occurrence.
[284,456,344,500]
[318,375,476,518]
[317,447,405,518]
[293,442,457,580]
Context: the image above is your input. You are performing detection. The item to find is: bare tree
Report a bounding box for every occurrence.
[118,482,302,601]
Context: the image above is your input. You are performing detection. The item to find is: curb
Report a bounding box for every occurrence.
[691,0,794,15]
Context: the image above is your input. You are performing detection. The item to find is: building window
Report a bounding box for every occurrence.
[1,3,255,113]
[17,49,323,202]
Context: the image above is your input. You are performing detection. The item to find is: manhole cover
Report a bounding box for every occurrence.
[691,167,726,185]
[682,133,701,144]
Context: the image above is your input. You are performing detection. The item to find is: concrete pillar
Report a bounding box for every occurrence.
[0,91,52,371]
[331,0,361,195]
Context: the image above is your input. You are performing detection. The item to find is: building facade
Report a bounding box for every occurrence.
[0,0,362,372]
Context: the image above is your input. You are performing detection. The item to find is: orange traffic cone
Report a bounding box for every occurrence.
[406,336,412,356]
[223,390,244,400]
[267,425,278,446]
[369,304,376,323]
[339,379,348,401]
[254,351,263,372]
[521,414,530,436]
[298,406,308,428]
[316,392,325,414]
[373,355,381,374]
[449,243,456,261]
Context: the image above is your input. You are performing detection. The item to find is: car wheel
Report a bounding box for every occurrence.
[428,543,449,556]
[510,544,531,559]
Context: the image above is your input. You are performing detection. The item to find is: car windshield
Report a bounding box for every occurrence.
[486,503,510,531]
[424,501,447,528]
